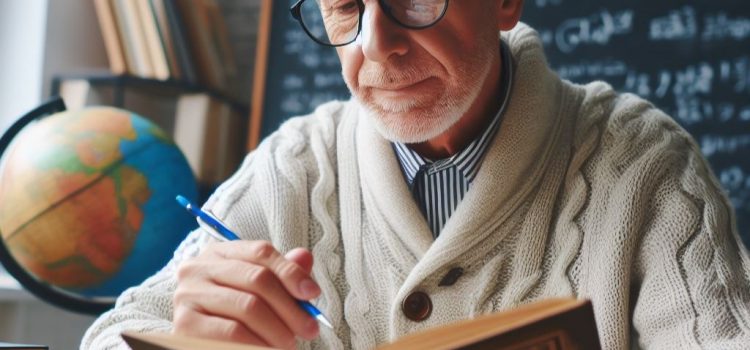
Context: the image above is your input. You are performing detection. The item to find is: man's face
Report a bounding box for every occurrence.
[336,0,505,143]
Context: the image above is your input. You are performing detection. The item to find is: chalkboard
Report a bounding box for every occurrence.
[248,0,750,248]
[248,0,350,149]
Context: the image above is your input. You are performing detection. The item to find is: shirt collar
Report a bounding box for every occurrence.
[394,39,514,186]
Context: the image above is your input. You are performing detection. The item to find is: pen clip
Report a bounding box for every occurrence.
[196,211,231,242]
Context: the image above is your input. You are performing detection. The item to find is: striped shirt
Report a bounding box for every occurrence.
[393,40,514,238]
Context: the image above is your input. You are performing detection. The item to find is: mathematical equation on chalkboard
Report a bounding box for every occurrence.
[261,0,749,245]
[523,0,750,245]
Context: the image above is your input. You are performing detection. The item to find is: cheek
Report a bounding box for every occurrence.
[337,45,364,90]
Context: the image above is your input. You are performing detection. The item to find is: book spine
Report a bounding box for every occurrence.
[150,0,182,80]
[163,0,198,85]
[110,0,139,75]
[135,0,171,80]
[173,0,227,90]
[173,94,210,181]
[114,0,156,78]
[217,108,246,179]
[203,0,238,76]
[93,0,128,75]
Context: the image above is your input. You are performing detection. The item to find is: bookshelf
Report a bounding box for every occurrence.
[0,1,260,349]
[82,0,252,197]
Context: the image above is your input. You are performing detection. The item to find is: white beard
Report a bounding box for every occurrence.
[357,75,485,143]
[349,40,497,144]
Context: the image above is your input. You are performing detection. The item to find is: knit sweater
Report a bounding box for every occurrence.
[81,23,750,350]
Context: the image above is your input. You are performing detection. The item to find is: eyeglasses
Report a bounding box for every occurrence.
[290,0,449,47]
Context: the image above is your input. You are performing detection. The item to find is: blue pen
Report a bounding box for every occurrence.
[175,195,333,329]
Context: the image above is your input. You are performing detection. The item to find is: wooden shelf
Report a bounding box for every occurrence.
[50,71,248,116]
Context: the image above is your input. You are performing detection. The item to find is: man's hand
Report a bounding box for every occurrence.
[172,241,321,350]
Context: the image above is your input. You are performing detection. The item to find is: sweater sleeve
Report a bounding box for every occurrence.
[631,126,750,349]
[79,229,215,350]
[79,104,339,349]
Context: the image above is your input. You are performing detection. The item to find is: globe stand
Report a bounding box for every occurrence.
[0,97,113,315]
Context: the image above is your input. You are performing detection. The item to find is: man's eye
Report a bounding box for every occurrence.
[333,1,358,15]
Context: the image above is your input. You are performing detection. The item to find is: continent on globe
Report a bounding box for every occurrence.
[0,107,198,299]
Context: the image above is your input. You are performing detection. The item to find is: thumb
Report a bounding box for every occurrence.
[284,248,314,275]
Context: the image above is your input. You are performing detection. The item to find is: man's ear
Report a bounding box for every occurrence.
[496,0,525,31]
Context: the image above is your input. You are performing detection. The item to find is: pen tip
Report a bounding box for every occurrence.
[317,315,334,329]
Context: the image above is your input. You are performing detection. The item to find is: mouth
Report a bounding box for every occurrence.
[369,77,434,93]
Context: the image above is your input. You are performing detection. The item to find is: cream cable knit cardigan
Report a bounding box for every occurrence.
[82,23,750,350]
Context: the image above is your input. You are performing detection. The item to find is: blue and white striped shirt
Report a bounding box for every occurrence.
[393,40,514,238]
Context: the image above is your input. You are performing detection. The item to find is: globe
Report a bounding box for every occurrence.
[0,105,198,312]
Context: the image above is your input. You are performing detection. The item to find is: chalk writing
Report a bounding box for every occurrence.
[533,0,563,8]
[553,55,750,125]
[280,91,347,116]
[703,13,750,41]
[283,75,304,89]
[314,72,347,89]
[649,6,697,41]
[720,167,750,192]
[700,135,750,158]
[719,166,750,212]
[554,9,634,53]
[555,60,628,80]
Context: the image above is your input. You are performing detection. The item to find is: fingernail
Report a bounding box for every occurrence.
[299,279,320,299]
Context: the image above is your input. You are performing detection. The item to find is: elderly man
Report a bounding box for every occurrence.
[82,0,750,349]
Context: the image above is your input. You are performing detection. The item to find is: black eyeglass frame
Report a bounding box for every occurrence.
[290,0,450,47]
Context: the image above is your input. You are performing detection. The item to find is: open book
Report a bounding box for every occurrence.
[122,298,601,350]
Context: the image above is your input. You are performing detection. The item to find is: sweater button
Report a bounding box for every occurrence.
[402,291,432,322]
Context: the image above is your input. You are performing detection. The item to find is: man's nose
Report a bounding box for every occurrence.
[360,2,409,62]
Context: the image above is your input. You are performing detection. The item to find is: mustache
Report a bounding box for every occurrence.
[358,64,432,87]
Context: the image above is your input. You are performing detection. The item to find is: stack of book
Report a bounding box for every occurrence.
[94,0,237,91]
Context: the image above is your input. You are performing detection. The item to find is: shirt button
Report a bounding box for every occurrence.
[402,291,432,322]
[438,267,464,287]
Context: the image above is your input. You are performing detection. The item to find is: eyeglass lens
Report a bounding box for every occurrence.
[298,0,447,46]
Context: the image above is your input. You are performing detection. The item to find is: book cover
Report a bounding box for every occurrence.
[378,298,601,350]
[122,332,272,350]
[122,298,601,350]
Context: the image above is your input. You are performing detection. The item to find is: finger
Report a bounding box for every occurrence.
[207,241,321,300]
[177,285,298,349]
[178,258,320,340]
[284,248,314,274]
[173,305,272,347]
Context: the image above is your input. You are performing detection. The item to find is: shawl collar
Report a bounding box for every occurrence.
[355,23,566,280]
